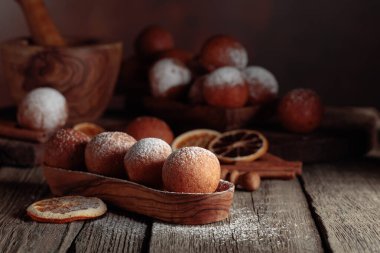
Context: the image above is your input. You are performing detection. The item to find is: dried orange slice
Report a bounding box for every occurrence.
[208,129,268,163]
[171,129,221,151]
[27,196,107,223]
[73,122,104,138]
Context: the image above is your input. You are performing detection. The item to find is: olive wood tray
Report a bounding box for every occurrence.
[43,166,235,225]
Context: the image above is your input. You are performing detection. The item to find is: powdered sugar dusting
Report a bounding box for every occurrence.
[204,67,245,88]
[125,138,172,163]
[165,146,218,169]
[149,58,191,97]
[242,66,278,94]
[17,87,68,131]
[47,128,90,154]
[228,47,248,69]
[87,132,136,158]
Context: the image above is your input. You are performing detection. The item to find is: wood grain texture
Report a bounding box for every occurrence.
[44,166,235,225]
[302,159,380,253]
[69,210,149,253]
[0,38,122,123]
[0,167,83,253]
[149,180,323,253]
[16,0,66,46]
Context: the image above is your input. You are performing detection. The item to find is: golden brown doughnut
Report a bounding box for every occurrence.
[134,25,174,59]
[149,58,191,99]
[85,132,136,178]
[124,138,172,188]
[278,88,324,133]
[203,66,248,108]
[242,66,279,105]
[125,116,174,144]
[199,35,248,72]
[44,128,90,170]
[162,147,221,193]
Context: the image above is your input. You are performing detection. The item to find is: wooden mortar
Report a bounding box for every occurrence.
[0,0,123,123]
[0,38,123,123]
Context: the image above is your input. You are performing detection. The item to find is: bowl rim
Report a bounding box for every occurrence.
[43,165,235,197]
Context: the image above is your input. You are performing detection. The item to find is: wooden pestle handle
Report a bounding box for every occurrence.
[16,0,66,46]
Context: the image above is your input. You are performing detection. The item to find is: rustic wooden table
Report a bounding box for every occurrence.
[0,157,379,253]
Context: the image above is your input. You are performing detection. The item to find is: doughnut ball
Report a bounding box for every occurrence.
[124,138,172,188]
[149,58,191,99]
[125,116,174,144]
[162,147,221,193]
[85,132,136,178]
[44,128,90,170]
[17,87,68,132]
[203,66,248,108]
[242,66,279,105]
[199,35,248,72]
[134,25,174,58]
[278,88,324,133]
[188,75,206,104]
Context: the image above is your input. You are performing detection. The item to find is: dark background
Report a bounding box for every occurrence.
[1,0,379,108]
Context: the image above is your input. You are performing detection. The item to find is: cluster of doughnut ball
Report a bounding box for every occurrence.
[44,116,221,194]
[133,25,279,109]
[132,25,324,133]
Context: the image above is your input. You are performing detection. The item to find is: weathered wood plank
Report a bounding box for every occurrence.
[0,167,83,253]
[149,180,323,253]
[69,209,149,253]
[302,159,380,253]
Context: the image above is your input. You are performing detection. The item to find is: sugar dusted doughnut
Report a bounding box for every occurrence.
[17,87,68,132]
[162,147,221,193]
[278,88,324,133]
[85,132,136,178]
[203,66,248,108]
[242,66,278,105]
[124,138,172,188]
[134,25,174,58]
[125,116,174,144]
[44,128,90,170]
[149,58,191,99]
[199,35,248,71]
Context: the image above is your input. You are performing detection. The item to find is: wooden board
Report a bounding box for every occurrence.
[262,107,379,162]
[0,138,44,167]
[302,159,380,253]
[149,180,323,253]
[0,167,83,252]
[144,97,260,131]
[69,211,149,253]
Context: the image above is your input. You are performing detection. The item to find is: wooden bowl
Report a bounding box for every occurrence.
[0,38,123,123]
[43,166,235,225]
[143,97,260,131]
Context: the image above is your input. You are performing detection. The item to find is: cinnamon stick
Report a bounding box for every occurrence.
[0,121,49,143]
[223,161,301,175]
[255,170,296,180]
[16,0,66,46]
